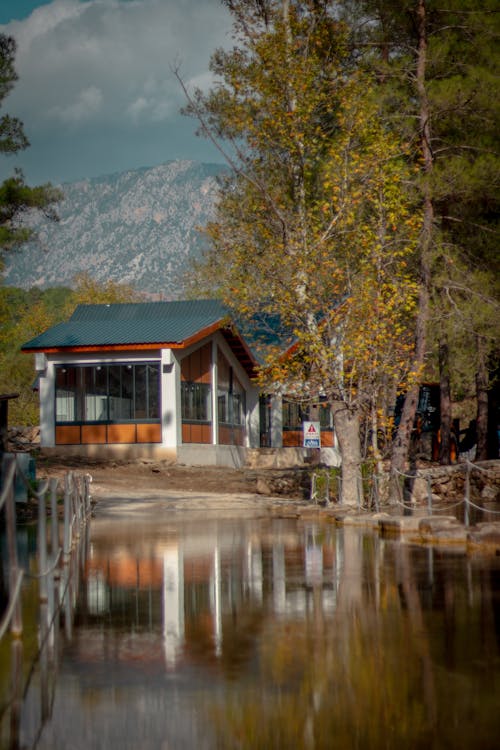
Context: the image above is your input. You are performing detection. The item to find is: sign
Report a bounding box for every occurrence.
[303,421,321,448]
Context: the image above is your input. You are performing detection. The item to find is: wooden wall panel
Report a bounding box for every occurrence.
[190,423,203,443]
[283,430,334,447]
[136,423,162,443]
[201,424,211,443]
[182,422,212,444]
[321,432,334,447]
[108,424,136,443]
[57,422,163,445]
[181,343,212,384]
[218,426,245,446]
[82,425,107,444]
[56,425,81,445]
[200,343,211,383]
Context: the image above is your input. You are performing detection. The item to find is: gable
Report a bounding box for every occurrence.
[21,298,258,378]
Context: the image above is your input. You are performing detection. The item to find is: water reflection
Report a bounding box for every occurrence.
[7,514,500,749]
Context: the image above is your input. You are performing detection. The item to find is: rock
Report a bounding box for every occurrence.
[467,522,500,552]
[481,484,500,502]
[319,447,341,467]
[256,478,272,495]
[418,515,467,544]
[410,476,429,505]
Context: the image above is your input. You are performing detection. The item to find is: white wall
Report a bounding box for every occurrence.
[161,348,181,449]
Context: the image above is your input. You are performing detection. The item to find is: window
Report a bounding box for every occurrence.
[55,363,160,424]
[282,401,306,430]
[181,382,211,422]
[217,369,246,427]
[282,400,332,430]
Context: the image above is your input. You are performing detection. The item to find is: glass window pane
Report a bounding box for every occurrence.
[56,366,78,422]
[108,366,121,421]
[57,361,160,424]
[135,365,147,418]
[120,365,134,419]
[218,391,227,423]
[147,364,159,419]
[182,381,211,422]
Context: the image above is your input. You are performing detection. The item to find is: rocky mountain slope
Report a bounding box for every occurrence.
[3,160,223,298]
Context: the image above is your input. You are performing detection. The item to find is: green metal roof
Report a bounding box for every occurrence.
[22,299,231,351]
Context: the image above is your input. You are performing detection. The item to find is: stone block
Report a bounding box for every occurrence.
[418,515,467,544]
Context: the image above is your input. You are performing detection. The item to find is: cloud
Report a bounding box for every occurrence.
[2,0,232,130]
[49,84,103,122]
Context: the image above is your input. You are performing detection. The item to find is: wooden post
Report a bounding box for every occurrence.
[464,462,470,527]
[3,456,23,637]
[63,473,72,560]
[84,474,91,518]
[50,478,59,559]
[10,638,23,748]
[427,475,433,514]
[38,483,48,604]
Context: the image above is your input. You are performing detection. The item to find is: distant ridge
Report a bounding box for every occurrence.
[2,160,224,298]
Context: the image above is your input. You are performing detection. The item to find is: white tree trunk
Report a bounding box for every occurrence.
[332,401,362,507]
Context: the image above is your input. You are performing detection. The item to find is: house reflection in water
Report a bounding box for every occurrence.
[81,520,341,674]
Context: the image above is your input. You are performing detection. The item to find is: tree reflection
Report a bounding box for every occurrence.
[208,529,500,750]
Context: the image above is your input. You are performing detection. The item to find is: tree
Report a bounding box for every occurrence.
[0,34,61,257]
[62,272,144,314]
[182,0,421,505]
[0,276,144,425]
[346,0,500,468]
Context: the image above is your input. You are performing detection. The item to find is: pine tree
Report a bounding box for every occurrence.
[347,0,500,466]
[0,34,61,257]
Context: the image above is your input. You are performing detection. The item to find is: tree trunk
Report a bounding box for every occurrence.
[439,335,452,465]
[476,338,489,461]
[332,401,362,507]
[390,0,432,480]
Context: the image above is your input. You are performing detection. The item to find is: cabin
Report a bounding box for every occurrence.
[22,299,339,467]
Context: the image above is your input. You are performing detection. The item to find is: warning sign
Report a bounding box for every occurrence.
[303,421,321,448]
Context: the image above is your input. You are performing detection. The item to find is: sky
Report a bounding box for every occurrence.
[0,0,233,185]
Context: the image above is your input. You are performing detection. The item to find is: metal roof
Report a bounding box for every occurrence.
[22,299,231,351]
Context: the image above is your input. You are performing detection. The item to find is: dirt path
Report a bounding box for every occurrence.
[37,457,258,497]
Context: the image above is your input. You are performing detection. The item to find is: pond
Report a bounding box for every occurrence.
[1,507,500,750]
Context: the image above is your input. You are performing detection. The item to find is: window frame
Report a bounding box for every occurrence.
[54,362,161,425]
[181,381,212,424]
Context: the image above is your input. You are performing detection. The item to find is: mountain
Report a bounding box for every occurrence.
[2,160,224,298]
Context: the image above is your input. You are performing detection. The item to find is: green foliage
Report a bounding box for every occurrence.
[189,2,420,416]
[0,276,144,425]
[64,271,144,314]
[0,33,62,256]
[332,0,500,465]
[183,0,427,503]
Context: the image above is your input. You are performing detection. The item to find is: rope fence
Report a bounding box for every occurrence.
[0,454,92,747]
[311,457,500,524]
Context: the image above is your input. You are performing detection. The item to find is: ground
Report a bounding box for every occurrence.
[36,456,258,497]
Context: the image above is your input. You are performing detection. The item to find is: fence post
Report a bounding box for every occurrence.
[84,474,91,518]
[50,478,59,560]
[310,474,317,503]
[464,462,470,527]
[426,475,433,515]
[73,475,81,540]
[38,483,48,604]
[373,474,380,513]
[63,473,72,560]
[4,455,23,637]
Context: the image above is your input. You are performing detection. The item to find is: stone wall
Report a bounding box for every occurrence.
[410,460,500,506]
[7,426,40,452]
